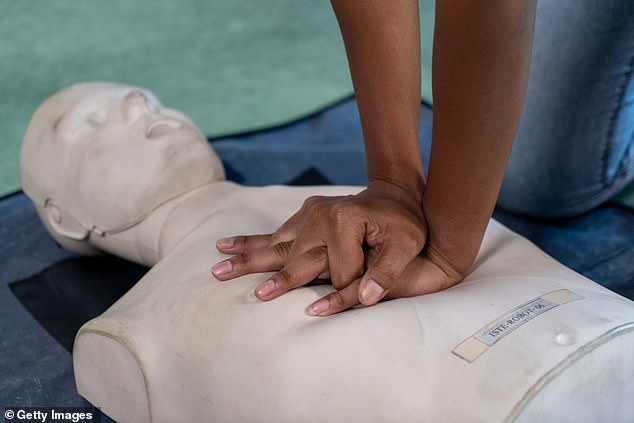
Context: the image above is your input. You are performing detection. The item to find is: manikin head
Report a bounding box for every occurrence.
[21,82,225,252]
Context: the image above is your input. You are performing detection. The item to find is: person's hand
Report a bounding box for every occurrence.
[311,244,464,315]
[211,180,427,307]
[213,232,463,316]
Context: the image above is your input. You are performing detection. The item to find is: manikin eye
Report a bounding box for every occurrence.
[85,110,106,128]
[55,113,100,141]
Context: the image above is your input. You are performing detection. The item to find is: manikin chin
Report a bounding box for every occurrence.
[20,82,634,423]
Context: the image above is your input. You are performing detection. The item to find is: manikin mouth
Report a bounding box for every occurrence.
[145,119,183,138]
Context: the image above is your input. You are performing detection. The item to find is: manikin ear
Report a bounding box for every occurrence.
[35,200,102,256]
[44,199,89,240]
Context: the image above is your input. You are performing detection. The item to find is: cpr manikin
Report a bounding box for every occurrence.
[21,83,634,423]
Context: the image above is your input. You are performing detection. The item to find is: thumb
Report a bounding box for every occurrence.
[358,241,418,305]
[385,255,455,299]
[358,277,387,306]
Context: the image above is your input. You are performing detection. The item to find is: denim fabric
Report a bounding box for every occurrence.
[498,0,634,217]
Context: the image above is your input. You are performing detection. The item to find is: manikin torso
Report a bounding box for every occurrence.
[21,83,634,423]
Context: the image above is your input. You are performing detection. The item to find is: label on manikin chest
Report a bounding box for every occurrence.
[476,297,557,346]
[452,289,583,362]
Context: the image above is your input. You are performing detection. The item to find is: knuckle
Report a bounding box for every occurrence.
[332,270,362,290]
[328,291,346,309]
[311,201,331,217]
[228,253,248,271]
[303,195,324,210]
[233,235,248,250]
[305,246,327,266]
[301,203,330,228]
[273,269,292,289]
[270,231,286,245]
[272,241,293,258]
[331,279,347,291]
[387,230,424,255]
[405,230,425,248]
[269,235,280,246]
[331,257,364,288]
[327,202,357,225]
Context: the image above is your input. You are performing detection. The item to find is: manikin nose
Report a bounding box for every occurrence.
[123,90,154,123]
[122,90,182,137]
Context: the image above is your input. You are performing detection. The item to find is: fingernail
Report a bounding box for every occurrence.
[307,298,330,316]
[360,279,384,303]
[211,260,232,277]
[216,237,235,249]
[255,279,276,297]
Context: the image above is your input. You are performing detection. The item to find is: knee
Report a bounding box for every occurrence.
[498,161,632,218]
[497,173,586,219]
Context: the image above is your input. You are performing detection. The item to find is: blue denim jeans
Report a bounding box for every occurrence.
[497,0,634,218]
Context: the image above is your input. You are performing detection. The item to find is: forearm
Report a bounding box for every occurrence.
[424,0,537,273]
[331,0,425,199]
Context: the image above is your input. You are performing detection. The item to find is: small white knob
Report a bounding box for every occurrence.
[555,332,575,346]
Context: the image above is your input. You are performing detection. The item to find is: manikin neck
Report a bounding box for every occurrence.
[87,181,234,267]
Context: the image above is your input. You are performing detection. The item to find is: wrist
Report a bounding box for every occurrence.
[367,165,425,204]
[367,175,425,209]
[366,131,426,200]
[422,196,489,276]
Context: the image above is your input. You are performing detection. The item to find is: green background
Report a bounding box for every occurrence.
[0,0,436,197]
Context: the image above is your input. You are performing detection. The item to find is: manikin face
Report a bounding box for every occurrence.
[56,87,196,149]
[21,82,224,235]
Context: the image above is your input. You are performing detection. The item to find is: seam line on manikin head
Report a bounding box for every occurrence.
[45,181,217,238]
[96,181,218,235]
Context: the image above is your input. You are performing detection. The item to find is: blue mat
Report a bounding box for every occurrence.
[1,99,632,416]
